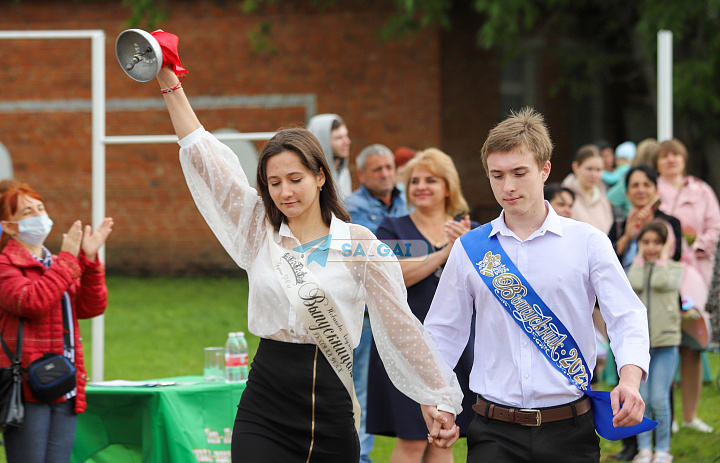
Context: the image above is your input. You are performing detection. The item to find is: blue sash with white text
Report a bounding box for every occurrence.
[460,223,657,440]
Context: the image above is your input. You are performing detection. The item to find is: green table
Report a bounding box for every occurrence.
[71,376,245,463]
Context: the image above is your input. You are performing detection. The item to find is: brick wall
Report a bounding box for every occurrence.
[0,0,579,273]
[0,0,445,274]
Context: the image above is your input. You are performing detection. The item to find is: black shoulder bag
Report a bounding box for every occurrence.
[0,319,25,430]
[24,302,77,403]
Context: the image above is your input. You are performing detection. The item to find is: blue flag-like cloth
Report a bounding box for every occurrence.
[293,234,331,267]
[460,224,657,441]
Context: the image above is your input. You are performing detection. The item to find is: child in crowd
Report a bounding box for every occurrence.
[627,221,683,463]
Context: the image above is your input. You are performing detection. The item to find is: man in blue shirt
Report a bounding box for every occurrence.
[345,144,409,463]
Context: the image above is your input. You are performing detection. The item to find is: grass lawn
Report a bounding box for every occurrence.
[2,275,719,462]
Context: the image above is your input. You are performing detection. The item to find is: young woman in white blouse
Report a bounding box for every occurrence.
[154,61,463,462]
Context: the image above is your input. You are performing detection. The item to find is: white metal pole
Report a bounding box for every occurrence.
[0,30,103,39]
[0,29,107,381]
[1,30,276,383]
[103,132,276,145]
[91,31,107,382]
[658,30,673,142]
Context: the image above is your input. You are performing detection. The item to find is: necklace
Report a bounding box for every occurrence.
[411,212,451,249]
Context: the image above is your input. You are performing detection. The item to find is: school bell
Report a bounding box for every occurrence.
[115,29,163,82]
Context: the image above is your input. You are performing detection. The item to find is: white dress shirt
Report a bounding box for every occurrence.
[425,203,650,409]
[177,126,464,414]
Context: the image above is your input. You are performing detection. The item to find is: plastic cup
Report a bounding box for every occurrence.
[203,347,224,382]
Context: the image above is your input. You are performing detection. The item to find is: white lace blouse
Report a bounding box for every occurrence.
[178,127,464,414]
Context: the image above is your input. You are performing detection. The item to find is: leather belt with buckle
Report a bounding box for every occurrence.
[472,395,591,426]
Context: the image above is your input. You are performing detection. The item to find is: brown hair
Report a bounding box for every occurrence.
[404,148,469,217]
[638,220,668,244]
[0,182,44,251]
[653,138,688,171]
[480,107,553,175]
[256,128,350,230]
[331,117,346,131]
[573,144,602,166]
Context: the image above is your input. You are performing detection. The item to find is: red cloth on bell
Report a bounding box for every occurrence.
[151,30,188,80]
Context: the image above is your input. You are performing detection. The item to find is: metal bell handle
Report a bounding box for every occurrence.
[115,29,163,82]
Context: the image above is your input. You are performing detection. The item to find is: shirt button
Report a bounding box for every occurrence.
[521,242,526,247]
[289,329,295,334]
[524,341,528,346]
[524,374,529,379]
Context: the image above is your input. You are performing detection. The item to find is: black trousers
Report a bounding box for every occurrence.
[467,399,600,463]
[231,338,359,463]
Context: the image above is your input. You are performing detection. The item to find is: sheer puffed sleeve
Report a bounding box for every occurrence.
[350,224,464,415]
[178,127,266,269]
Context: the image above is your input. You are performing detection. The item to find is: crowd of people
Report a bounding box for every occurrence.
[549,137,720,463]
[2,38,718,463]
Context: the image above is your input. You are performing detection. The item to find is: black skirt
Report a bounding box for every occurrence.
[232,338,359,463]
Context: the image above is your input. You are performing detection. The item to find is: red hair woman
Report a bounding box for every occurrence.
[0,183,113,463]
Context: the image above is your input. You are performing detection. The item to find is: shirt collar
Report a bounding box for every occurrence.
[278,213,350,251]
[361,184,403,207]
[31,246,53,268]
[489,201,563,241]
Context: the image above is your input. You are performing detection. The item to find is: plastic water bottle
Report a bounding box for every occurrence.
[224,332,242,383]
[235,332,249,380]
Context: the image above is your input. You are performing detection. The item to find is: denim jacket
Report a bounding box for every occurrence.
[344,185,408,234]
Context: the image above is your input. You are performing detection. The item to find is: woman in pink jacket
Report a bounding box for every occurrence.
[653,138,720,434]
[562,144,614,233]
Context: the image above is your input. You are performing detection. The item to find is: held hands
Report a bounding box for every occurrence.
[60,218,114,260]
[421,405,460,448]
[610,365,645,427]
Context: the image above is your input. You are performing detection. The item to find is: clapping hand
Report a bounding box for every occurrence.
[81,217,114,261]
[444,215,471,246]
[61,221,83,257]
[625,207,653,239]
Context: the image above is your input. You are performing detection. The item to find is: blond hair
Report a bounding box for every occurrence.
[480,107,553,175]
[633,138,660,167]
[404,148,469,217]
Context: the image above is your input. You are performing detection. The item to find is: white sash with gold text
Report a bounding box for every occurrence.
[266,226,361,432]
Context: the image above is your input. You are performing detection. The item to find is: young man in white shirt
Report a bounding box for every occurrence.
[423,108,650,462]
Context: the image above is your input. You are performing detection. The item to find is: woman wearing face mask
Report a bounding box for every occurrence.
[0,183,113,463]
[562,144,614,233]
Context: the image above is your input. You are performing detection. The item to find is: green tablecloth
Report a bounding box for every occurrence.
[71,376,246,463]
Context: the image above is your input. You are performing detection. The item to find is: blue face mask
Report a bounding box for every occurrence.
[13,215,54,246]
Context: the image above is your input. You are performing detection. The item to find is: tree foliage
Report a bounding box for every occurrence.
[101,0,720,150]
